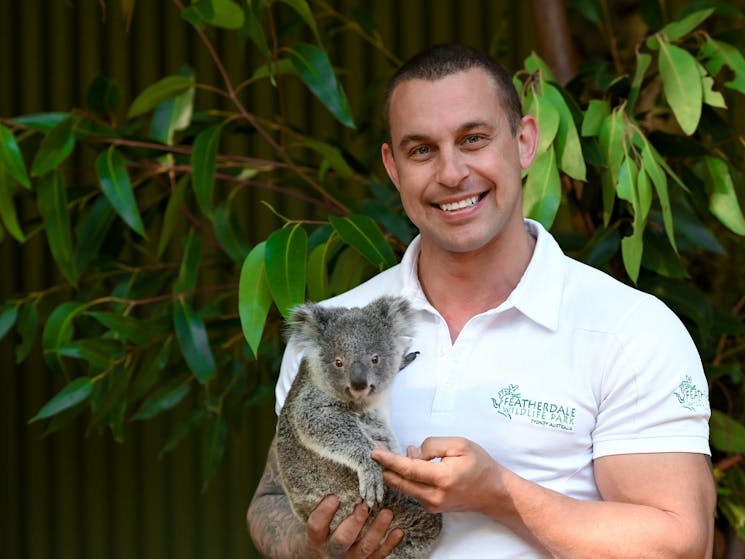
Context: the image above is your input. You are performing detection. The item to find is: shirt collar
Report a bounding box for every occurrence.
[396,219,566,331]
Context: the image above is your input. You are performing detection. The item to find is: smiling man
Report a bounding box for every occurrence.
[247,44,716,559]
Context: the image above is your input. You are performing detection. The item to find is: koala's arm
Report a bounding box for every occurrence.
[247,437,319,559]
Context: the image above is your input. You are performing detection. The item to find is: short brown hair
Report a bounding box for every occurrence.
[383,44,522,136]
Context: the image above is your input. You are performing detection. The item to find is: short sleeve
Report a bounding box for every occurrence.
[592,295,711,459]
[274,337,303,417]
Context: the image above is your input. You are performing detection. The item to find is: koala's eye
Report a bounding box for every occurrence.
[334,358,344,368]
[371,355,379,365]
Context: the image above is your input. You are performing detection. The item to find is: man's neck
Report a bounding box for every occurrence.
[417,225,536,342]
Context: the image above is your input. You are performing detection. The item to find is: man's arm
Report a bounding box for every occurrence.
[247,436,404,559]
[373,437,716,559]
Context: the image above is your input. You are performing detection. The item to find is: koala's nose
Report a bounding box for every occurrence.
[349,362,368,390]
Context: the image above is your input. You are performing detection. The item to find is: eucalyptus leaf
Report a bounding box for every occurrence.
[132,376,192,420]
[277,0,319,40]
[658,41,702,135]
[30,377,94,422]
[329,214,397,270]
[127,75,195,118]
[704,156,745,235]
[30,116,76,177]
[527,87,560,154]
[264,225,308,320]
[641,142,677,251]
[0,305,18,341]
[74,195,116,274]
[157,174,189,258]
[0,168,26,242]
[238,241,273,356]
[173,229,202,294]
[202,414,228,491]
[581,99,609,137]
[37,171,77,286]
[151,68,195,144]
[0,123,30,188]
[182,0,245,30]
[628,52,652,112]
[88,311,165,346]
[15,302,38,364]
[523,147,561,228]
[41,301,86,374]
[710,409,745,453]
[307,240,331,302]
[700,37,745,96]
[523,52,556,82]
[173,298,216,383]
[191,124,222,218]
[659,8,715,42]
[95,147,146,237]
[288,43,355,129]
[543,83,585,181]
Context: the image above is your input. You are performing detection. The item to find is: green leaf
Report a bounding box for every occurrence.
[288,42,355,129]
[307,239,334,301]
[30,116,76,177]
[202,413,228,491]
[704,156,745,235]
[160,408,206,457]
[15,302,38,364]
[88,311,164,346]
[41,301,85,372]
[658,41,702,135]
[57,338,124,370]
[598,108,626,186]
[277,0,320,40]
[0,305,18,341]
[157,174,189,258]
[523,147,561,228]
[214,197,249,262]
[700,37,745,95]
[581,99,609,137]
[329,214,397,270]
[173,229,202,293]
[151,68,195,144]
[543,84,585,181]
[659,8,715,42]
[709,409,745,453]
[238,241,273,356]
[127,74,195,118]
[641,142,677,251]
[523,52,556,82]
[182,0,245,30]
[30,377,94,422]
[264,225,308,320]
[74,195,117,274]
[173,298,216,383]
[132,376,192,420]
[0,123,30,188]
[0,168,26,242]
[526,86,560,154]
[628,52,652,112]
[12,112,67,132]
[191,124,221,218]
[301,137,353,178]
[329,246,370,296]
[96,147,146,236]
[37,171,78,286]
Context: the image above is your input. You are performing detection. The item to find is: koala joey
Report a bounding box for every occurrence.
[276,296,442,558]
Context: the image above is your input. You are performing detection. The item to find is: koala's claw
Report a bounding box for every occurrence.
[359,465,385,508]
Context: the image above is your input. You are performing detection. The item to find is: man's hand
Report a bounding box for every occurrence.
[306,495,404,559]
[371,436,501,514]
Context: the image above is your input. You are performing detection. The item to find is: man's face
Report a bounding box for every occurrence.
[381,68,537,257]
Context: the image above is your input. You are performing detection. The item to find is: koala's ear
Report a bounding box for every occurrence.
[369,296,414,335]
[286,303,331,345]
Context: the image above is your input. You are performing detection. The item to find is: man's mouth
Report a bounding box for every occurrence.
[438,193,483,212]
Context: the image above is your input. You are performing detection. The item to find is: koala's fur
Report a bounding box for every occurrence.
[276,296,441,558]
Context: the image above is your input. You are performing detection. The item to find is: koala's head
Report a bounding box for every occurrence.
[287,296,416,406]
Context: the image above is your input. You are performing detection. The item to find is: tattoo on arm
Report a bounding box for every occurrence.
[247,440,319,559]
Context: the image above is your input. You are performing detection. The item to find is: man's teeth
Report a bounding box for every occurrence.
[439,195,480,212]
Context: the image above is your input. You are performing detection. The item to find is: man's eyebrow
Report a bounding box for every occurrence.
[397,121,495,150]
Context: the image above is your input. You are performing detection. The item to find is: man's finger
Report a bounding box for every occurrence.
[351,508,396,558]
[325,502,369,556]
[372,449,440,485]
[307,495,339,546]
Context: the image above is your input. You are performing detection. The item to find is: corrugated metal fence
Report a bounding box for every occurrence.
[0,1,532,557]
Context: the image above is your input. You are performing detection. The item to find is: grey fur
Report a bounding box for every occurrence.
[277,296,441,558]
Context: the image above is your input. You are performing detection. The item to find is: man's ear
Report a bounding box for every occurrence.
[517,115,539,169]
[381,143,401,191]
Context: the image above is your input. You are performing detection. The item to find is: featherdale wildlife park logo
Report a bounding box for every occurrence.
[491,384,577,431]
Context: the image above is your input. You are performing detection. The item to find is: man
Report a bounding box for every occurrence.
[247,44,716,558]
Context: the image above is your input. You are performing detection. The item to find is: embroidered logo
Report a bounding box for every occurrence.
[491,384,577,431]
[674,375,708,412]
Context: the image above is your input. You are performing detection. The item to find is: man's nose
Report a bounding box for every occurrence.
[435,146,468,187]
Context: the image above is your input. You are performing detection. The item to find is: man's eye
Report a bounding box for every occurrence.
[410,145,431,157]
[464,135,483,144]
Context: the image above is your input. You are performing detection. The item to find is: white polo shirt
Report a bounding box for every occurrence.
[275,220,711,559]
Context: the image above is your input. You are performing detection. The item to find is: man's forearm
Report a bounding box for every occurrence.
[247,441,319,559]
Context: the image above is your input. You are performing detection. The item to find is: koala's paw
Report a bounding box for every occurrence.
[358,462,385,509]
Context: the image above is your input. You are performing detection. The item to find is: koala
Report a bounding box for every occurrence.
[276,296,442,559]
